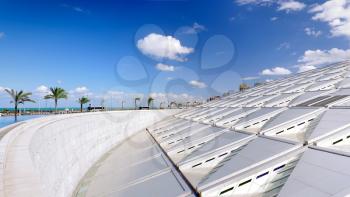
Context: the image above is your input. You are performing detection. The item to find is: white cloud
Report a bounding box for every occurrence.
[304,27,322,37]
[235,0,305,12]
[105,90,124,98]
[182,22,206,34]
[155,63,175,72]
[298,48,350,66]
[235,0,274,6]
[189,80,207,88]
[277,0,306,12]
[69,86,92,98]
[309,0,350,38]
[93,91,144,105]
[270,17,278,21]
[149,92,202,103]
[261,67,292,75]
[137,33,193,62]
[61,3,89,14]
[95,91,143,100]
[242,76,260,80]
[35,85,50,96]
[74,86,89,94]
[277,42,290,50]
[0,32,5,39]
[298,65,317,73]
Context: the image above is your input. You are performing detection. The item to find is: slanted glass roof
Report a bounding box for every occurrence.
[264,92,302,107]
[306,78,342,91]
[282,82,312,93]
[215,107,259,128]
[234,107,287,133]
[161,126,225,151]
[244,94,278,107]
[289,90,334,106]
[261,107,324,132]
[178,131,254,166]
[278,148,350,197]
[198,137,297,189]
[156,122,209,142]
[308,108,350,143]
[81,61,350,197]
[338,78,350,88]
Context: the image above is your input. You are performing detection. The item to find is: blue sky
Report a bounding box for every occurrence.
[0,0,350,108]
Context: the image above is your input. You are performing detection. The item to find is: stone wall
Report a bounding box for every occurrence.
[0,110,180,197]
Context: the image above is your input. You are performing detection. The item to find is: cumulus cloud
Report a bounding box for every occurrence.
[74,86,89,94]
[155,63,175,72]
[69,86,92,98]
[235,0,305,12]
[298,48,350,66]
[189,80,207,88]
[137,33,193,62]
[304,27,322,37]
[298,65,317,73]
[277,0,306,12]
[35,85,50,96]
[309,0,350,38]
[261,67,292,75]
[182,22,206,34]
[149,92,201,103]
[94,91,144,102]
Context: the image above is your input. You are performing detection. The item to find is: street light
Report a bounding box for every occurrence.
[121,100,125,110]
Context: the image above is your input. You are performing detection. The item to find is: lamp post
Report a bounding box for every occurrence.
[121,100,125,110]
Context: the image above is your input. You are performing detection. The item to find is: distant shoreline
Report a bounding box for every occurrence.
[0,107,174,117]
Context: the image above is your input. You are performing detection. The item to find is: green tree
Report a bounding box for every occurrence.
[134,97,140,110]
[5,89,35,121]
[44,87,68,113]
[78,96,90,112]
[147,97,154,109]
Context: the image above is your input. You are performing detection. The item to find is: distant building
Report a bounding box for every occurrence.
[207,96,221,102]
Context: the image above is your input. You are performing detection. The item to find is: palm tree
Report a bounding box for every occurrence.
[78,96,90,112]
[147,97,154,109]
[5,89,35,121]
[134,97,140,110]
[44,87,68,113]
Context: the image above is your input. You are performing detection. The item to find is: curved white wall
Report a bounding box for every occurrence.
[0,110,180,197]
